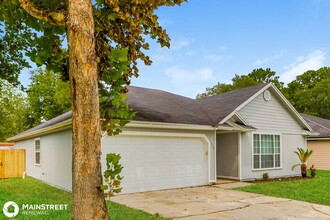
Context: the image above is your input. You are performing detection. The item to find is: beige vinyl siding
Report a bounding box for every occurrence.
[238,89,302,133]
[307,140,330,170]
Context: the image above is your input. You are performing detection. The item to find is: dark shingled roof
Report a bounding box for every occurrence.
[126,86,215,125]
[16,111,73,136]
[10,84,270,139]
[198,83,269,124]
[301,114,330,138]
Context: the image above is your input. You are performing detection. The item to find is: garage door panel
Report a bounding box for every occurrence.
[102,135,208,193]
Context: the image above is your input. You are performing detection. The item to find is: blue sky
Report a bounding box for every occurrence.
[19,0,330,98]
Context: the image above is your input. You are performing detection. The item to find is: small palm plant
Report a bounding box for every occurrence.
[292,147,313,178]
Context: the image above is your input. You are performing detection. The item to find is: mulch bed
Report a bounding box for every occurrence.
[246,176,314,183]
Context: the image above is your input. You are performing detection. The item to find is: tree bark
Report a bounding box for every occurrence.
[67,0,109,219]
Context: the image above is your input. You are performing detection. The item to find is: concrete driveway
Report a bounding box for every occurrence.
[111,182,330,220]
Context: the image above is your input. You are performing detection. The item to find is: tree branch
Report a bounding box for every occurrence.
[19,0,66,26]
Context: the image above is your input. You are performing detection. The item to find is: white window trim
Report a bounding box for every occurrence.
[35,138,41,166]
[251,132,282,171]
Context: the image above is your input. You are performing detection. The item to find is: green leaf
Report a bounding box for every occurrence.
[35,56,43,66]
[100,185,109,191]
[108,13,118,21]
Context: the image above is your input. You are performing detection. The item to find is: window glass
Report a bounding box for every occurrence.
[253,134,280,169]
[35,139,40,165]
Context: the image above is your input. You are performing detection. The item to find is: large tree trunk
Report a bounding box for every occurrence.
[67,0,109,219]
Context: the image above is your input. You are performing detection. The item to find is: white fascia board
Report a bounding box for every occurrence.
[302,130,319,136]
[234,124,257,132]
[10,119,232,142]
[219,83,272,124]
[126,120,217,131]
[219,83,313,132]
[270,85,313,132]
[234,111,251,126]
[7,119,72,142]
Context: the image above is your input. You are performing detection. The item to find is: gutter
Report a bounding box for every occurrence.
[126,121,228,131]
[7,119,72,142]
[9,117,242,142]
[307,137,330,141]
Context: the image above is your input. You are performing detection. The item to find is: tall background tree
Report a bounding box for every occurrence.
[26,68,71,127]
[0,22,31,87]
[1,0,185,218]
[0,79,27,141]
[282,67,330,119]
[197,67,330,119]
[197,68,283,98]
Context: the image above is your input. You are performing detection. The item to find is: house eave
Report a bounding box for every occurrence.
[307,137,330,141]
[219,83,272,124]
[302,130,319,136]
[218,83,314,132]
[126,121,217,131]
[7,119,72,142]
[9,119,224,142]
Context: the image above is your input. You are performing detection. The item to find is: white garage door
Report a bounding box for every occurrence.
[101,134,208,193]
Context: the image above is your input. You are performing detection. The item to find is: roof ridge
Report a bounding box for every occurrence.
[199,83,269,100]
[196,99,217,126]
[128,85,195,101]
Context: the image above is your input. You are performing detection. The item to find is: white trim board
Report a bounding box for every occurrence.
[219,83,313,132]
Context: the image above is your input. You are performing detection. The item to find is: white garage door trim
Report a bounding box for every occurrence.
[105,131,211,183]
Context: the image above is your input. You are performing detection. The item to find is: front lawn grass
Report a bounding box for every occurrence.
[234,170,330,206]
[0,177,169,220]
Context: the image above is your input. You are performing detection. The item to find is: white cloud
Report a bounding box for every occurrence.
[165,66,214,85]
[152,52,173,63]
[204,54,223,62]
[255,57,271,65]
[165,66,216,98]
[280,50,326,84]
[219,46,228,51]
[255,50,286,65]
[204,54,232,62]
[185,51,195,56]
[171,39,192,50]
[158,19,173,26]
[202,46,231,62]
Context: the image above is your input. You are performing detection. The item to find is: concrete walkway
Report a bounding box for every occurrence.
[111,182,330,220]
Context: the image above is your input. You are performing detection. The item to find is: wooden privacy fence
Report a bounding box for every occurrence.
[0,149,26,179]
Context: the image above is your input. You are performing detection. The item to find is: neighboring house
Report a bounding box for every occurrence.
[301,114,330,170]
[0,142,14,149]
[9,83,315,193]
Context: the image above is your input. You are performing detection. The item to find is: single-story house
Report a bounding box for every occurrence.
[301,114,330,170]
[9,83,315,193]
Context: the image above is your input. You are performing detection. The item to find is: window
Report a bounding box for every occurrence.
[253,134,280,169]
[35,139,40,165]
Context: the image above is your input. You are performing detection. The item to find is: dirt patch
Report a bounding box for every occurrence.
[246,176,313,183]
